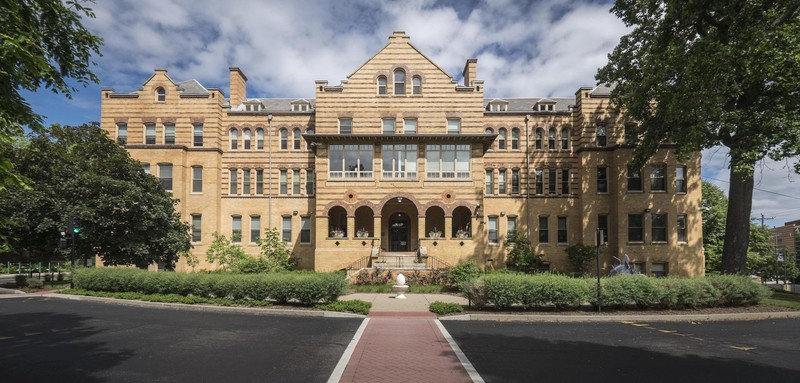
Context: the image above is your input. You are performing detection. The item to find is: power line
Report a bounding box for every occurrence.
[703,177,800,201]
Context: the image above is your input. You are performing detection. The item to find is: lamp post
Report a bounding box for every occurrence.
[268,113,273,229]
[596,228,603,312]
[525,114,531,240]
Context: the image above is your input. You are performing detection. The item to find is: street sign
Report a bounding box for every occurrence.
[777,252,785,262]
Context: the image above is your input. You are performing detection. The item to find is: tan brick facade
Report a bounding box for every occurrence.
[101,31,704,276]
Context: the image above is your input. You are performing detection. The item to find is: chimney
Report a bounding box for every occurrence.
[462,59,477,87]
[229,67,247,107]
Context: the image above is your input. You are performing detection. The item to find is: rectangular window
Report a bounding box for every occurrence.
[627,166,643,191]
[339,118,352,134]
[159,164,172,191]
[145,123,156,144]
[598,215,609,244]
[382,119,395,135]
[557,217,568,244]
[538,216,549,243]
[232,216,242,242]
[329,144,374,179]
[192,166,203,193]
[250,216,260,243]
[548,169,556,195]
[650,164,666,191]
[300,216,311,243]
[677,214,687,242]
[425,144,470,179]
[191,215,201,242]
[651,262,667,277]
[447,119,460,134]
[256,128,264,150]
[507,216,517,236]
[404,119,417,134]
[498,169,507,194]
[164,124,175,145]
[382,144,418,179]
[193,124,203,147]
[561,169,570,195]
[117,123,127,145]
[652,214,667,242]
[511,169,520,194]
[229,169,238,194]
[293,170,300,195]
[142,163,150,174]
[676,166,687,193]
[306,169,315,195]
[485,170,493,194]
[280,170,287,194]
[256,169,264,194]
[628,214,643,242]
[243,169,251,194]
[535,169,543,195]
[488,216,499,244]
[282,216,292,243]
[597,167,608,193]
[596,125,607,147]
[624,125,637,145]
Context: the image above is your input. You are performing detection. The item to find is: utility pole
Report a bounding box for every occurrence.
[524,114,531,240]
[268,113,273,229]
[758,213,775,227]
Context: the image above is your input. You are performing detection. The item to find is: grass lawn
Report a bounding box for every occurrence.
[763,290,800,310]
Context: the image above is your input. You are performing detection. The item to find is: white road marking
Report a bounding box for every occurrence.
[327,318,370,383]
[435,319,485,383]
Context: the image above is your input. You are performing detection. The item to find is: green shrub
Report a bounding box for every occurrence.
[461,279,487,307]
[14,274,27,287]
[565,244,596,274]
[447,260,481,287]
[504,231,544,273]
[520,274,592,309]
[602,275,662,308]
[27,278,44,289]
[429,301,464,315]
[482,273,524,310]
[707,274,770,306]
[315,300,371,315]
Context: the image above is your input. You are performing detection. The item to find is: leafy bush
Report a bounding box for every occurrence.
[461,279,488,307]
[404,269,449,286]
[14,274,27,287]
[602,275,662,308]
[447,260,481,287]
[504,231,544,273]
[483,273,524,310]
[315,300,371,315]
[73,268,346,305]
[352,269,394,285]
[429,301,464,315]
[27,278,44,289]
[65,289,272,307]
[565,244,596,274]
[707,274,770,306]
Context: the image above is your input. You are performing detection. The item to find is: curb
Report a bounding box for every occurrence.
[47,293,367,319]
[439,311,800,323]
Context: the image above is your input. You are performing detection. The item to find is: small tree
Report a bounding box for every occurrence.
[183,251,199,272]
[504,231,543,273]
[256,227,296,272]
[565,244,596,275]
[205,232,245,270]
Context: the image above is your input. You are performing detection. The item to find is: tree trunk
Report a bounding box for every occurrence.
[721,161,755,274]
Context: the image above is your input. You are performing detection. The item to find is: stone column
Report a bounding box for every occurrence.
[347,215,355,239]
[373,215,381,241]
[445,215,453,239]
[417,215,426,240]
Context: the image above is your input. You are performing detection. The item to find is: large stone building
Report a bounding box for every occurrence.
[100,31,704,276]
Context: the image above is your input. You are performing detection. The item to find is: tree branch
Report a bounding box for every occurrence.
[772,1,800,27]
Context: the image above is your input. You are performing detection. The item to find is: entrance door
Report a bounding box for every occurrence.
[389,212,410,251]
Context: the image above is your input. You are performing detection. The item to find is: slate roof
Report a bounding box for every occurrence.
[484,97,574,112]
[176,79,209,95]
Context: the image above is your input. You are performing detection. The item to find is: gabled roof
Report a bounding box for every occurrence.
[290,98,313,104]
[346,31,453,82]
[590,83,615,96]
[487,98,509,104]
[537,97,556,103]
[177,79,209,95]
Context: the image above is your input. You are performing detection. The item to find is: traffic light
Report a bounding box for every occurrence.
[67,217,81,235]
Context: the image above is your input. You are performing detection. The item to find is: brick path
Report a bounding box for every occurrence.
[337,318,474,383]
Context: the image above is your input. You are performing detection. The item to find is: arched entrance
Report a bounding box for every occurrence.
[389,212,410,251]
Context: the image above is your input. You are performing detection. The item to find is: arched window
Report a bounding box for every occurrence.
[280,128,288,150]
[535,128,543,150]
[394,69,406,95]
[377,76,387,95]
[560,127,570,150]
[155,87,165,102]
[452,206,472,238]
[548,128,556,150]
[328,206,348,237]
[412,76,421,94]
[511,128,520,150]
[498,128,507,150]
[256,128,264,150]
[243,128,251,150]
[485,128,493,134]
[293,128,301,150]
[230,128,239,150]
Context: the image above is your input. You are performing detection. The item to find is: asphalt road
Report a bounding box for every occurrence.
[0,296,362,383]
[443,319,800,383]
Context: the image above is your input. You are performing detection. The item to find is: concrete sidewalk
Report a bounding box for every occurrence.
[339,293,466,315]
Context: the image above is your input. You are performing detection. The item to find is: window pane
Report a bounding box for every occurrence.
[498,170,506,194]
[282,217,292,242]
[339,119,352,134]
[293,129,301,149]
[447,119,460,134]
[404,119,417,134]
[193,124,203,147]
[677,214,687,242]
[306,169,315,195]
[243,169,251,194]
[232,216,242,242]
[652,214,667,242]
[192,167,203,193]
[250,216,260,243]
[230,129,238,150]
[548,169,556,194]
[488,217,498,244]
[394,69,405,94]
[628,214,643,242]
[598,215,609,244]
[539,217,549,243]
[280,170,287,194]
[256,170,264,194]
[557,217,567,243]
[597,167,607,193]
[117,124,127,145]
[512,169,520,194]
[145,124,156,144]
[383,119,395,135]
[507,217,517,235]
[300,217,311,243]
[256,128,264,150]
[628,166,643,191]
[159,164,172,191]
[561,169,569,195]
[293,170,300,194]
[229,169,237,194]
[192,215,202,242]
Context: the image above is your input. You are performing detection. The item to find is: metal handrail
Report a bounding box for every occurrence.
[344,256,371,270]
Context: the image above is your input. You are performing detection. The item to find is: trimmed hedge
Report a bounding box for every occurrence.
[315,300,372,315]
[429,301,464,315]
[73,268,346,305]
[462,273,770,311]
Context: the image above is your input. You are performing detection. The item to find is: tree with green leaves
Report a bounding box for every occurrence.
[504,231,544,273]
[597,1,800,274]
[701,181,729,271]
[0,123,190,269]
[205,232,246,271]
[0,0,102,188]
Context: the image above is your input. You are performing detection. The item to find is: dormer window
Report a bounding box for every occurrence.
[291,101,311,112]
[489,104,507,111]
[155,87,165,102]
[535,103,555,112]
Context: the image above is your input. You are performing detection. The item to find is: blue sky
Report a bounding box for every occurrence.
[24,0,800,226]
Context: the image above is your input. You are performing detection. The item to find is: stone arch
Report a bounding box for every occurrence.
[351,200,379,214]
[377,193,422,214]
[321,201,352,216]
[446,200,477,216]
